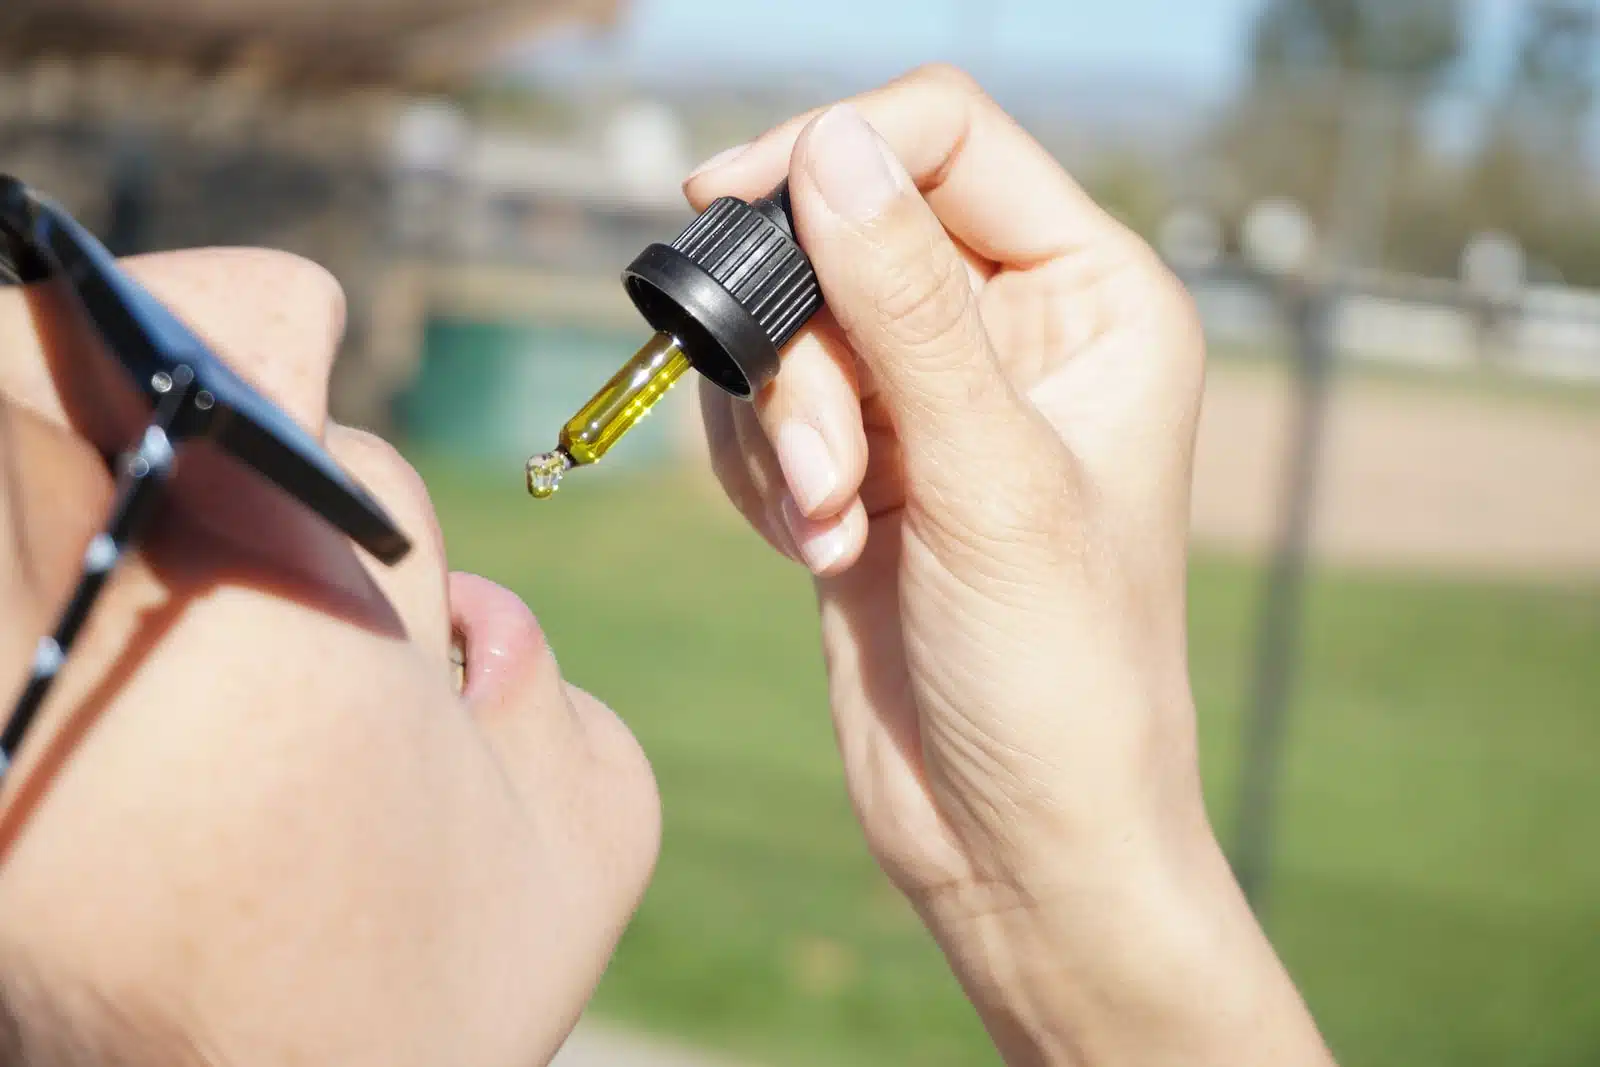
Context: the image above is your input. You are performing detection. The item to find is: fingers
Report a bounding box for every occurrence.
[684,63,1133,269]
[695,100,1072,568]
[703,373,870,576]
[688,65,1097,570]
[782,494,870,577]
[748,312,872,574]
[787,105,1074,550]
[730,396,796,554]
[700,378,795,562]
[752,315,866,522]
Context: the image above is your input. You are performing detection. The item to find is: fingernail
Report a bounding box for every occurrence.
[806,104,907,222]
[686,142,750,182]
[775,420,837,514]
[782,496,851,574]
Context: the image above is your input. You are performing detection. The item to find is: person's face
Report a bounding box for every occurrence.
[0,249,661,1065]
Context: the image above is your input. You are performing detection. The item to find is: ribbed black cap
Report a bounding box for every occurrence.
[621,180,822,400]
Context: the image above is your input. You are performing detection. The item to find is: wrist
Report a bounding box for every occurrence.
[911,817,1333,1067]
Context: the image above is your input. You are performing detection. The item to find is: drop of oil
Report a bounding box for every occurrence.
[526,452,569,499]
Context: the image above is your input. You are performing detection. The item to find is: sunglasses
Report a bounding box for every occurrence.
[0,174,411,778]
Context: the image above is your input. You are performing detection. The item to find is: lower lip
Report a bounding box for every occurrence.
[448,571,546,700]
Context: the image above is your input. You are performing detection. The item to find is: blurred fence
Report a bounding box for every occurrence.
[8,48,1600,409]
[3,18,1599,1067]
[1191,271,1600,382]
[5,47,1600,464]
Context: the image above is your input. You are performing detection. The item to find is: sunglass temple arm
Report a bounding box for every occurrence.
[0,364,200,777]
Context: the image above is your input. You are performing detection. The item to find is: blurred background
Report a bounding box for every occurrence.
[3,1,1597,1064]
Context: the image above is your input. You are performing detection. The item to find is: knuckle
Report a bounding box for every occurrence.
[1135,243,1198,321]
[922,435,1087,568]
[1138,250,1208,375]
[1167,282,1208,369]
[904,61,984,101]
[1104,242,1208,381]
[869,235,976,354]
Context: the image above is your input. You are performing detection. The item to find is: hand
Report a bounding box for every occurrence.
[687,66,1334,1066]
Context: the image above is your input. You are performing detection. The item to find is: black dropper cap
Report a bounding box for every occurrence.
[620,181,822,400]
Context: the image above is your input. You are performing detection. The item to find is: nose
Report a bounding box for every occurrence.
[321,423,454,665]
[134,249,350,438]
[324,424,446,568]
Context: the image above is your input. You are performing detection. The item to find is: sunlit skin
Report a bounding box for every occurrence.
[0,64,1335,1067]
[0,249,661,1066]
[687,65,1337,1066]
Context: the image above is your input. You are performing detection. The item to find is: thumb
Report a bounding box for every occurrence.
[788,104,1073,549]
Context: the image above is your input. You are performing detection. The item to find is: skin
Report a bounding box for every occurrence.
[0,63,1336,1067]
[0,250,661,1066]
[688,65,1338,1066]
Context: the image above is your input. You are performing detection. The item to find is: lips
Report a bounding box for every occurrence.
[447,571,547,701]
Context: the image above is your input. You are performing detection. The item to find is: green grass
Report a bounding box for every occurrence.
[415,456,1600,1067]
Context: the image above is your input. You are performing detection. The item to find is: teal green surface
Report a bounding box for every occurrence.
[396,316,685,469]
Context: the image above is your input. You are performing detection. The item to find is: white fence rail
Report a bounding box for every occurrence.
[1190,277,1600,384]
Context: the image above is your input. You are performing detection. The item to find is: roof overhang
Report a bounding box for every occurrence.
[0,0,625,89]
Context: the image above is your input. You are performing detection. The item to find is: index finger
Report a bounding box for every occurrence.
[682,63,1135,269]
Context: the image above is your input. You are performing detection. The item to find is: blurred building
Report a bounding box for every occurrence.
[0,0,684,432]
[0,0,624,89]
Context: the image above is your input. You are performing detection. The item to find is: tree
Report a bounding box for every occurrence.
[1204,0,1468,254]
[1457,0,1600,285]
[1250,0,1466,91]
[1511,0,1597,120]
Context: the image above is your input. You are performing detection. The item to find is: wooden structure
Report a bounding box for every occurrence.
[0,0,623,88]
[0,0,627,430]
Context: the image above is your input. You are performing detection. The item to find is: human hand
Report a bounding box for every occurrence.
[687,66,1334,1066]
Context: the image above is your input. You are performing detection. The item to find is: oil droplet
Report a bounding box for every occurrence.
[526,451,570,500]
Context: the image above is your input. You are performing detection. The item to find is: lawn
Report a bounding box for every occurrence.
[414,455,1600,1067]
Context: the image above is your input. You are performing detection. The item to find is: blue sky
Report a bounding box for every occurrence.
[602,0,1263,86]
[515,0,1528,98]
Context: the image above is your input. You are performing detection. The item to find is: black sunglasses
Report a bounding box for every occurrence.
[0,174,411,777]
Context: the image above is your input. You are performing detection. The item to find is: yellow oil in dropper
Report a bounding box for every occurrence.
[525,331,691,499]
[527,180,818,500]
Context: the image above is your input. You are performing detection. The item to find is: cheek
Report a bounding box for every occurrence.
[471,673,662,951]
[0,590,636,1066]
[564,684,663,913]
[501,682,661,1052]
